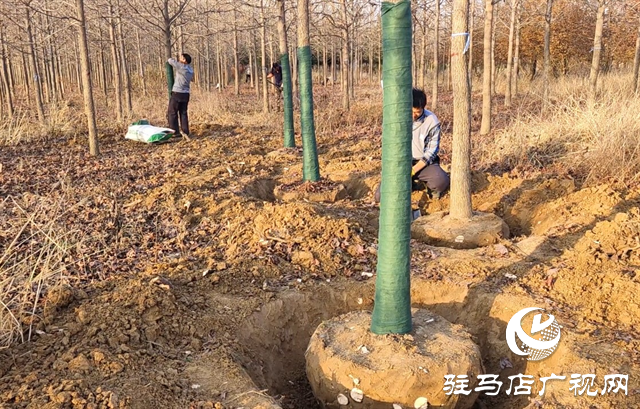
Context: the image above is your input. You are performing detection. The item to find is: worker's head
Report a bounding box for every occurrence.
[412,88,427,120]
[180,53,192,65]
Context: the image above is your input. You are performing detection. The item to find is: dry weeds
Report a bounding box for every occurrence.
[0,196,90,348]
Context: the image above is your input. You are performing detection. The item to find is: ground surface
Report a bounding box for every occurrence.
[1,92,639,409]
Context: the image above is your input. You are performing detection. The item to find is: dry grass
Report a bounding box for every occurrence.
[0,196,88,349]
[0,111,32,146]
[479,73,640,186]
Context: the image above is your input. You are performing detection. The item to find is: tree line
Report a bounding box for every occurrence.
[0,0,638,155]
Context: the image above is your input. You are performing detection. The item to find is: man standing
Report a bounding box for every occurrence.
[167,53,194,140]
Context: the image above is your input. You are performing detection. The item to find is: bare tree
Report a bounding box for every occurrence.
[24,3,46,123]
[108,3,123,121]
[232,8,240,96]
[543,0,554,109]
[116,4,132,114]
[450,0,472,220]
[340,0,351,110]
[634,16,640,94]
[432,0,440,110]
[260,0,269,113]
[589,0,606,102]
[480,0,493,134]
[504,0,518,107]
[123,0,191,58]
[75,0,99,155]
[0,25,14,118]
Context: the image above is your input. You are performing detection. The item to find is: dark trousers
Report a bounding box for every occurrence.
[374,160,450,203]
[167,92,190,136]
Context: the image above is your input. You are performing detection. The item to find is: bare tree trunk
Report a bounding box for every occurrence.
[468,0,474,84]
[504,0,518,107]
[480,0,493,134]
[323,43,328,86]
[450,0,473,220]
[37,17,52,104]
[76,0,99,156]
[222,52,228,86]
[233,9,240,96]
[25,7,45,123]
[55,46,65,97]
[291,44,298,99]
[261,0,269,113]
[99,27,109,101]
[216,39,222,92]
[45,15,59,100]
[5,42,16,103]
[543,0,554,109]
[109,4,123,121]
[254,38,260,97]
[490,5,496,97]
[447,38,452,91]
[21,51,31,102]
[513,7,521,96]
[163,2,172,59]
[331,42,336,85]
[0,27,14,118]
[378,26,382,82]
[74,42,83,92]
[419,25,426,90]
[588,0,605,102]
[633,19,640,94]
[206,40,212,92]
[340,0,350,110]
[432,0,440,109]
[117,9,132,114]
[350,34,355,98]
[136,28,147,96]
[269,33,274,68]
[368,39,373,84]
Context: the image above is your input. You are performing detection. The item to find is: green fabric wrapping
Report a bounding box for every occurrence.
[165,62,174,100]
[297,45,320,181]
[370,0,413,335]
[281,53,295,148]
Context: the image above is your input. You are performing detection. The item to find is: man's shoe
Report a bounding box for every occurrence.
[428,189,448,200]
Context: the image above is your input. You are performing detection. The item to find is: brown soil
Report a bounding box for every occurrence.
[274,180,348,203]
[0,98,639,409]
[305,309,483,409]
[411,211,510,248]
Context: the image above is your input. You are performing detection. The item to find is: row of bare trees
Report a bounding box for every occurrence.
[0,0,639,154]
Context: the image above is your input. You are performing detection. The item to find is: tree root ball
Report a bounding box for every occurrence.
[305,310,482,409]
[411,211,510,249]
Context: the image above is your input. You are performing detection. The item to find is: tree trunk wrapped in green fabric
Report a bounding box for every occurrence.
[165,62,174,100]
[297,0,320,181]
[371,0,413,335]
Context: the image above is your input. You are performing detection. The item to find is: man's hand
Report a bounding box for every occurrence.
[411,160,427,177]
